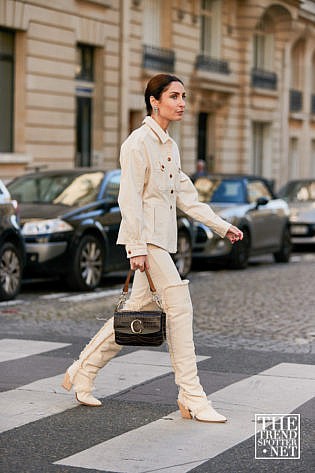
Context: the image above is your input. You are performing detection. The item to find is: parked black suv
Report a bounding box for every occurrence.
[8,169,193,291]
[0,180,25,301]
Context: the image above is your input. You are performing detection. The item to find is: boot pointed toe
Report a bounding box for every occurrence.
[195,404,227,423]
[178,399,227,423]
[75,392,102,407]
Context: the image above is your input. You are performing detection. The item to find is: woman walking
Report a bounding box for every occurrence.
[62,74,243,423]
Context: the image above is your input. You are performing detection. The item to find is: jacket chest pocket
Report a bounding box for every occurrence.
[153,162,180,191]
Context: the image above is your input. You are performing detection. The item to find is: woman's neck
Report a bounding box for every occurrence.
[151,115,169,132]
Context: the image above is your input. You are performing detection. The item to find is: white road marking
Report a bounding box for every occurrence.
[0,347,208,433]
[291,255,301,263]
[40,293,69,300]
[55,363,315,473]
[59,288,122,302]
[0,339,70,363]
[0,300,25,307]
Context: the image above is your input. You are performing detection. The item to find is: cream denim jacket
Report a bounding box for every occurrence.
[117,116,231,258]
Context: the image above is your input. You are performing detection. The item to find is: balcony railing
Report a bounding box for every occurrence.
[290,89,303,112]
[195,54,230,74]
[311,94,315,115]
[143,45,175,73]
[251,68,277,90]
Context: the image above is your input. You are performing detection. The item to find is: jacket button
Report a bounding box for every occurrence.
[161,165,165,170]
[169,174,172,178]
[128,250,131,254]
[168,157,171,161]
[171,189,174,194]
[170,205,173,210]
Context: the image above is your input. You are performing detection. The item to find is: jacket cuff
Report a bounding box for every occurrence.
[218,221,231,238]
[125,244,148,258]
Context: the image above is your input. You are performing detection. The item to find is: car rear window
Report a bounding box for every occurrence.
[195,178,245,203]
[8,172,105,206]
[278,181,315,202]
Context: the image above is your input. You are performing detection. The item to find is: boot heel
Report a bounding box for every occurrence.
[62,371,72,391]
[177,400,192,419]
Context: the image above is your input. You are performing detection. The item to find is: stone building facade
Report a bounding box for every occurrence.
[0,0,314,187]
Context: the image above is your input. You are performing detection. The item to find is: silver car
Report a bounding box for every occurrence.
[192,174,292,269]
[278,179,315,245]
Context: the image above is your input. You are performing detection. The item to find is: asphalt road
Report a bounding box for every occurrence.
[0,251,314,473]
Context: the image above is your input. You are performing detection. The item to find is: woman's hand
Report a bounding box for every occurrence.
[226,225,243,244]
[130,255,150,272]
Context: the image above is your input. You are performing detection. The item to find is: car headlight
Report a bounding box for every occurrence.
[22,218,73,236]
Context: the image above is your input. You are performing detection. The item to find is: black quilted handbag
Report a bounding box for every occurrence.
[114,269,166,346]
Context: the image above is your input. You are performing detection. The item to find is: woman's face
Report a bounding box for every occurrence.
[153,81,186,123]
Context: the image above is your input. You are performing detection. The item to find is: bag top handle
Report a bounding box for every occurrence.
[123,268,156,293]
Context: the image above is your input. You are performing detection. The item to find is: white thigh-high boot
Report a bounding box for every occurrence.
[164,281,227,423]
[62,317,122,406]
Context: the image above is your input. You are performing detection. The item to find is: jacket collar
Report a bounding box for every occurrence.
[143,116,171,144]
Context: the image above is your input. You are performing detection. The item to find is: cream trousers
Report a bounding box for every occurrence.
[126,244,207,406]
[69,244,207,409]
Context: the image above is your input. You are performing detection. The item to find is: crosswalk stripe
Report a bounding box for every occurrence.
[0,347,208,434]
[0,338,70,363]
[55,363,315,473]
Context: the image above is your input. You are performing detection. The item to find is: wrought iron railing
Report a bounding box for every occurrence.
[251,68,277,90]
[143,45,175,73]
[289,89,303,112]
[195,54,230,74]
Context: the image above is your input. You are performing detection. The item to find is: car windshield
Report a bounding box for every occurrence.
[278,181,315,202]
[8,172,105,206]
[195,178,245,203]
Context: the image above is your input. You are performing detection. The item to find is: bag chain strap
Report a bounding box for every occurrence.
[116,268,163,311]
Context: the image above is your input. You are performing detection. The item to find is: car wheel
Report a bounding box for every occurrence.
[67,234,105,291]
[229,229,250,269]
[173,230,192,278]
[0,242,23,301]
[273,227,292,263]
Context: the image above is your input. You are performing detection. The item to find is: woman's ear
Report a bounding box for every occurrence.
[150,95,157,109]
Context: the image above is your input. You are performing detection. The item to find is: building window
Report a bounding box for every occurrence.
[75,44,94,167]
[143,0,161,48]
[251,15,277,90]
[142,0,175,72]
[0,29,14,152]
[251,122,272,176]
[197,112,215,172]
[196,1,230,74]
[76,44,94,81]
[200,0,221,58]
[290,39,305,113]
[129,111,143,134]
[311,52,315,114]
[253,16,274,71]
[311,140,315,176]
[289,137,299,179]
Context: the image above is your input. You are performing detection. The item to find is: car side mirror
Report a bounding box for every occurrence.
[256,196,269,208]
